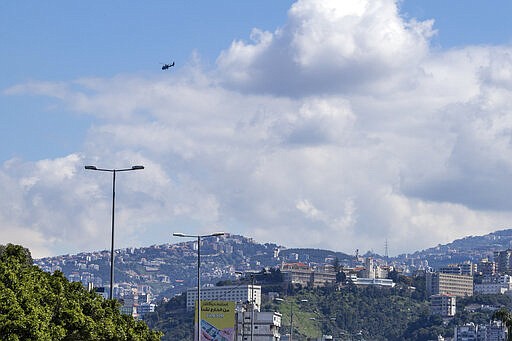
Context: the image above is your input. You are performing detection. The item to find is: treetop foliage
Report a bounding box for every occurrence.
[0,243,162,341]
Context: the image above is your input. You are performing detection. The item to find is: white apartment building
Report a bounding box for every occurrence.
[426,272,473,297]
[236,311,282,341]
[186,285,261,311]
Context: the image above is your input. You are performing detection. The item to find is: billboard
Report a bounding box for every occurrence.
[195,300,236,341]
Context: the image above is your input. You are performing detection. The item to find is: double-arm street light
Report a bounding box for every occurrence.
[173,232,226,341]
[85,165,144,299]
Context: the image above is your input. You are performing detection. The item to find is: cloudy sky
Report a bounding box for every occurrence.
[2,0,512,258]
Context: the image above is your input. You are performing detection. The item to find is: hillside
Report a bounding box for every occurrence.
[34,229,512,300]
[144,281,511,341]
[35,234,353,300]
[401,228,512,268]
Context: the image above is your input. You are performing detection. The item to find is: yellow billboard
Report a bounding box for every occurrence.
[195,300,235,341]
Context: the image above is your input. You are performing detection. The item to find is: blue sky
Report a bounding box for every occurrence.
[1,0,512,258]
[1,1,295,161]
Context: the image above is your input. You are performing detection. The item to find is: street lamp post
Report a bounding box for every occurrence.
[249,273,255,341]
[85,165,144,299]
[173,232,226,341]
[275,298,308,341]
[236,270,269,341]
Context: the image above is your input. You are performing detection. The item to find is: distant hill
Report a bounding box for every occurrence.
[34,234,353,300]
[398,228,512,268]
[34,229,512,300]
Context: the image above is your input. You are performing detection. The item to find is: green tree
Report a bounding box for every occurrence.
[494,308,512,341]
[144,293,193,340]
[0,243,162,340]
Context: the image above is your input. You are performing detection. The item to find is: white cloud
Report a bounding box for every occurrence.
[216,0,435,96]
[4,0,512,257]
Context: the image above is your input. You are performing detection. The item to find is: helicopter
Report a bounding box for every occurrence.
[161,61,175,70]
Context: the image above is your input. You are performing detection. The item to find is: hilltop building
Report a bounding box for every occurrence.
[280,262,336,288]
[350,276,396,288]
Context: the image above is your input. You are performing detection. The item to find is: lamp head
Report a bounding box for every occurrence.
[84,165,97,170]
[131,165,144,170]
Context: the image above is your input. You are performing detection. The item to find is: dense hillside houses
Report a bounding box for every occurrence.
[31,230,512,339]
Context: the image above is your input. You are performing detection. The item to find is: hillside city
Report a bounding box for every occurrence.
[34,230,512,340]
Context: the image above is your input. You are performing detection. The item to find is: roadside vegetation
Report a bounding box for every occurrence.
[0,244,162,340]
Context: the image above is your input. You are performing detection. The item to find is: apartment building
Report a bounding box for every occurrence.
[439,262,474,276]
[426,272,473,297]
[454,321,507,341]
[430,294,456,317]
[236,311,281,341]
[494,250,512,274]
[474,274,512,295]
[186,285,261,311]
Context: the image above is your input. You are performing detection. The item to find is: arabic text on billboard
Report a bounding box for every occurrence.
[195,300,235,341]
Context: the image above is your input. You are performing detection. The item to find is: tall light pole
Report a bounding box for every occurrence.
[275,298,308,341]
[85,165,144,299]
[249,273,256,341]
[173,232,226,341]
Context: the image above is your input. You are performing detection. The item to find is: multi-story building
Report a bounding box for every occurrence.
[280,262,336,288]
[361,258,376,279]
[236,311,281,341]
[478,259,496,277]
[186,285,261,311]
[137,302,156,319]
[439,265,464,275]
[474,282,509,295]
[454,323,477,340]
[454,321,507,341]
[426,272,473,297]
[494,250,512,274]
[311,268,337,287]
[281,262,312,287]
[430,294,456,317]
[439,262,473,276]
[460,262,475,276]
[479,321,507,341]
[474,274,512,295]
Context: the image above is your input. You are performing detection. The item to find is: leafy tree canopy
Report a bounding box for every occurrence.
[0,243,162,341]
